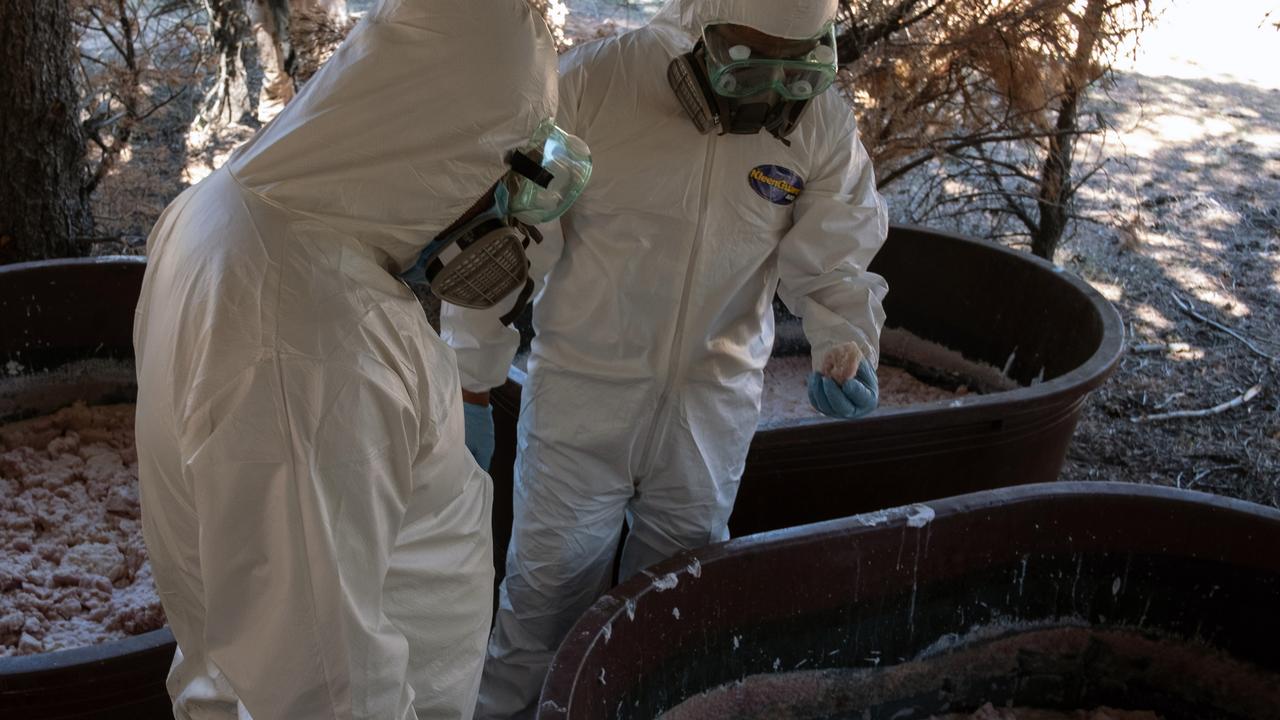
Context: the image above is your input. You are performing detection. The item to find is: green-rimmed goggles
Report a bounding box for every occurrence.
[702,22,838,101]
[400,120,590,319]
[504,119,592,225]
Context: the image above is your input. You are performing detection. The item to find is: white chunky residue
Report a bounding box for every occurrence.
[652,572,680,591]
[906,504,936,528]
[853,509,892,526]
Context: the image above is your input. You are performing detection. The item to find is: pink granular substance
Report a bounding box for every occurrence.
[0,402,163,657]
[660,674,1162,720]
[760,328,1023,423]
[761,357,970,422]
[930,704,1161,719]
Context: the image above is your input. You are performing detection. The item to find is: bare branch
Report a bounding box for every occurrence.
[134,87,190,122]
[87,5,129,60]
[1172,293,1280,362]
[1132,385,1264,423]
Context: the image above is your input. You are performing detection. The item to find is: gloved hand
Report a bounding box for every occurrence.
[463,401,495,471]
[807,359,879,420]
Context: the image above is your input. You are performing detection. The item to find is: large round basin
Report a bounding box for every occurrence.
[539,483,1280,719]
[0,257,172,719]
[488,225,1125,558]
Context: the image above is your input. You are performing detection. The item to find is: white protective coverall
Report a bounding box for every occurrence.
[441,0,888,715]
[133,1,558,718]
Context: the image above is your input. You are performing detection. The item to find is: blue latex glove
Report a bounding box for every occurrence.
[463,402,495,471]
[807,360,879,419]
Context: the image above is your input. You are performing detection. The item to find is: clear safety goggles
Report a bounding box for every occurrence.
[701,22,838,100]
[503,119,592,224]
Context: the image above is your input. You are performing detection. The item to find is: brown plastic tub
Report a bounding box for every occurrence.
[0,257,173,719]
[488,225,1125,560]
[539,483,1280,719]
[733,226,1125,533]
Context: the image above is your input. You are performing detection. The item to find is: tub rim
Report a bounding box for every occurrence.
[0,254,146,276]
[0,627,175,678]
[503,225,1125,429]
[540,482,1280,716]
[850,224,1124,417]
[766,224,1126,424]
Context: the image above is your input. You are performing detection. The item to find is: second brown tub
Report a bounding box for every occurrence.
[489,225,1125,571]
[539,483,1280,719]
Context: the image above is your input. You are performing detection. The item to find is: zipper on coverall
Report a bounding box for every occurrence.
[635,133,719,480]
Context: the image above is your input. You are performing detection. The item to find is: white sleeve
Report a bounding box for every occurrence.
[439,220,565,392]
[181,354,420,719]
[776,114,890,371]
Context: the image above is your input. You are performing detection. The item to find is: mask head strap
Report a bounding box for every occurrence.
[498,278,535,326]
[508,150,554,189]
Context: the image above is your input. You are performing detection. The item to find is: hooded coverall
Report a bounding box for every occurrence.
[133,1,559,717]
[441,1,889,715]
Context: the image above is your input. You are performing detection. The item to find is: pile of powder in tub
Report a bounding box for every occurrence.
[659,674,1162,720]
[761,328,1021,422]
[931,706,1159,719]
[0,402,163,656]
[654,624,1207,720]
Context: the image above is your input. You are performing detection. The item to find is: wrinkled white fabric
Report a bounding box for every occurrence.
[133,2,558,718]
[674,0,838,40]
[441,1,887,716]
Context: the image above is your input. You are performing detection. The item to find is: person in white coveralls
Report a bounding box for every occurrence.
[132,1,592,717]
[441,0,890,717]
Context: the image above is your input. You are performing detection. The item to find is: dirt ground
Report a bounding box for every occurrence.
[1022,3,1279,506]
[86,1,1279,508]
[1053,66,1280,506]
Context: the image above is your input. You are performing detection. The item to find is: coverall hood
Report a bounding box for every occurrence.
[656,0,839,41]
[227,0,559,272]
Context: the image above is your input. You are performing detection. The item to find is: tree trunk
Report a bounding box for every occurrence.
[198,0,254,127]
[0,0,94,263]
[1031,0,1106,261]
[1032,87,1079,260]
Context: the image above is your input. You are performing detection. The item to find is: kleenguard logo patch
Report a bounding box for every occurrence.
[748,164,804,206]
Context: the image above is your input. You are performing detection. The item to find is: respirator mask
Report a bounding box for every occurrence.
[402,119,591,325]
[667,21,838,143]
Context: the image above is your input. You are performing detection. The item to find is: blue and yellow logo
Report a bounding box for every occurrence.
[748,164,804,206]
